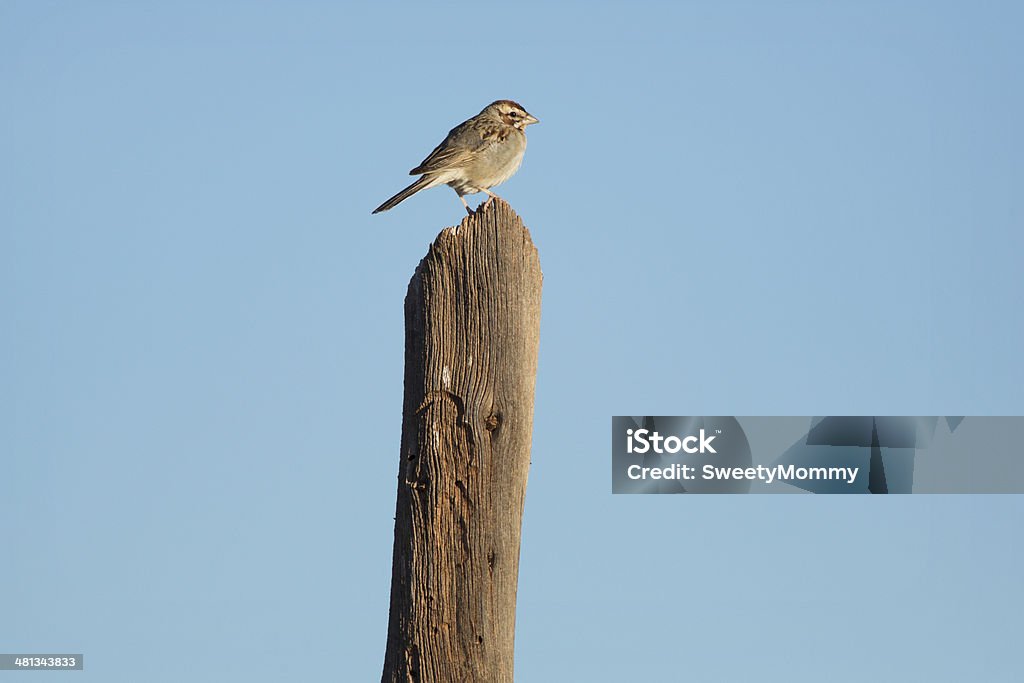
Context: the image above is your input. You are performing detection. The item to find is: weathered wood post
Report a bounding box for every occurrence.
[381,198,542,683]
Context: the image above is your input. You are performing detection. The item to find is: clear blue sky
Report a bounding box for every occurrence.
[3,1,1022,680]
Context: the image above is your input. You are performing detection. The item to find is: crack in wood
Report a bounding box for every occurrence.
[415,389,479,465]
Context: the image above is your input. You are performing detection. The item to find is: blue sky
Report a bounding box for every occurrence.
[2,1,1022,680]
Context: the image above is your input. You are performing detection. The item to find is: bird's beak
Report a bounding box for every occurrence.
[524,113,539,126]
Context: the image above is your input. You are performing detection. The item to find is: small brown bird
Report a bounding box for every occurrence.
[373,100,539,215]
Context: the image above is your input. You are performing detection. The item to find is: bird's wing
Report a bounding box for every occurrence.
[409,120,510,175]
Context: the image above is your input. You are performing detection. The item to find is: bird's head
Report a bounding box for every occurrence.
[485,100,539,131]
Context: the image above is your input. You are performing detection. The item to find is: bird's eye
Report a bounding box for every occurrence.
[508,111,519,117]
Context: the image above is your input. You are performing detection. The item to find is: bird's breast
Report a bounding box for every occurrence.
[470,130,527,189]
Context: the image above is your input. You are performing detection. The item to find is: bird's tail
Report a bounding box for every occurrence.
[372,175,437,214]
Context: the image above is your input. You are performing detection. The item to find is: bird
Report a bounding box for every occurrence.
[373,100,539,215]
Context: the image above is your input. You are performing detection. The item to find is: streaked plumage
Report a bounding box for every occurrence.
[373,100,539,215]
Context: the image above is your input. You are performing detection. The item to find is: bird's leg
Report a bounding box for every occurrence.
[459,195,473,215]
[478,189,503,210]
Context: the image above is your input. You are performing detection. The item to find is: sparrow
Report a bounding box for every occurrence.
[373,100,539,215]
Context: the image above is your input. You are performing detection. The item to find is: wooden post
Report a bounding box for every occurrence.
[381,198,542,683]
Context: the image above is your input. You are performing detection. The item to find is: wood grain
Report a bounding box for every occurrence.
[382,198,542,683]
